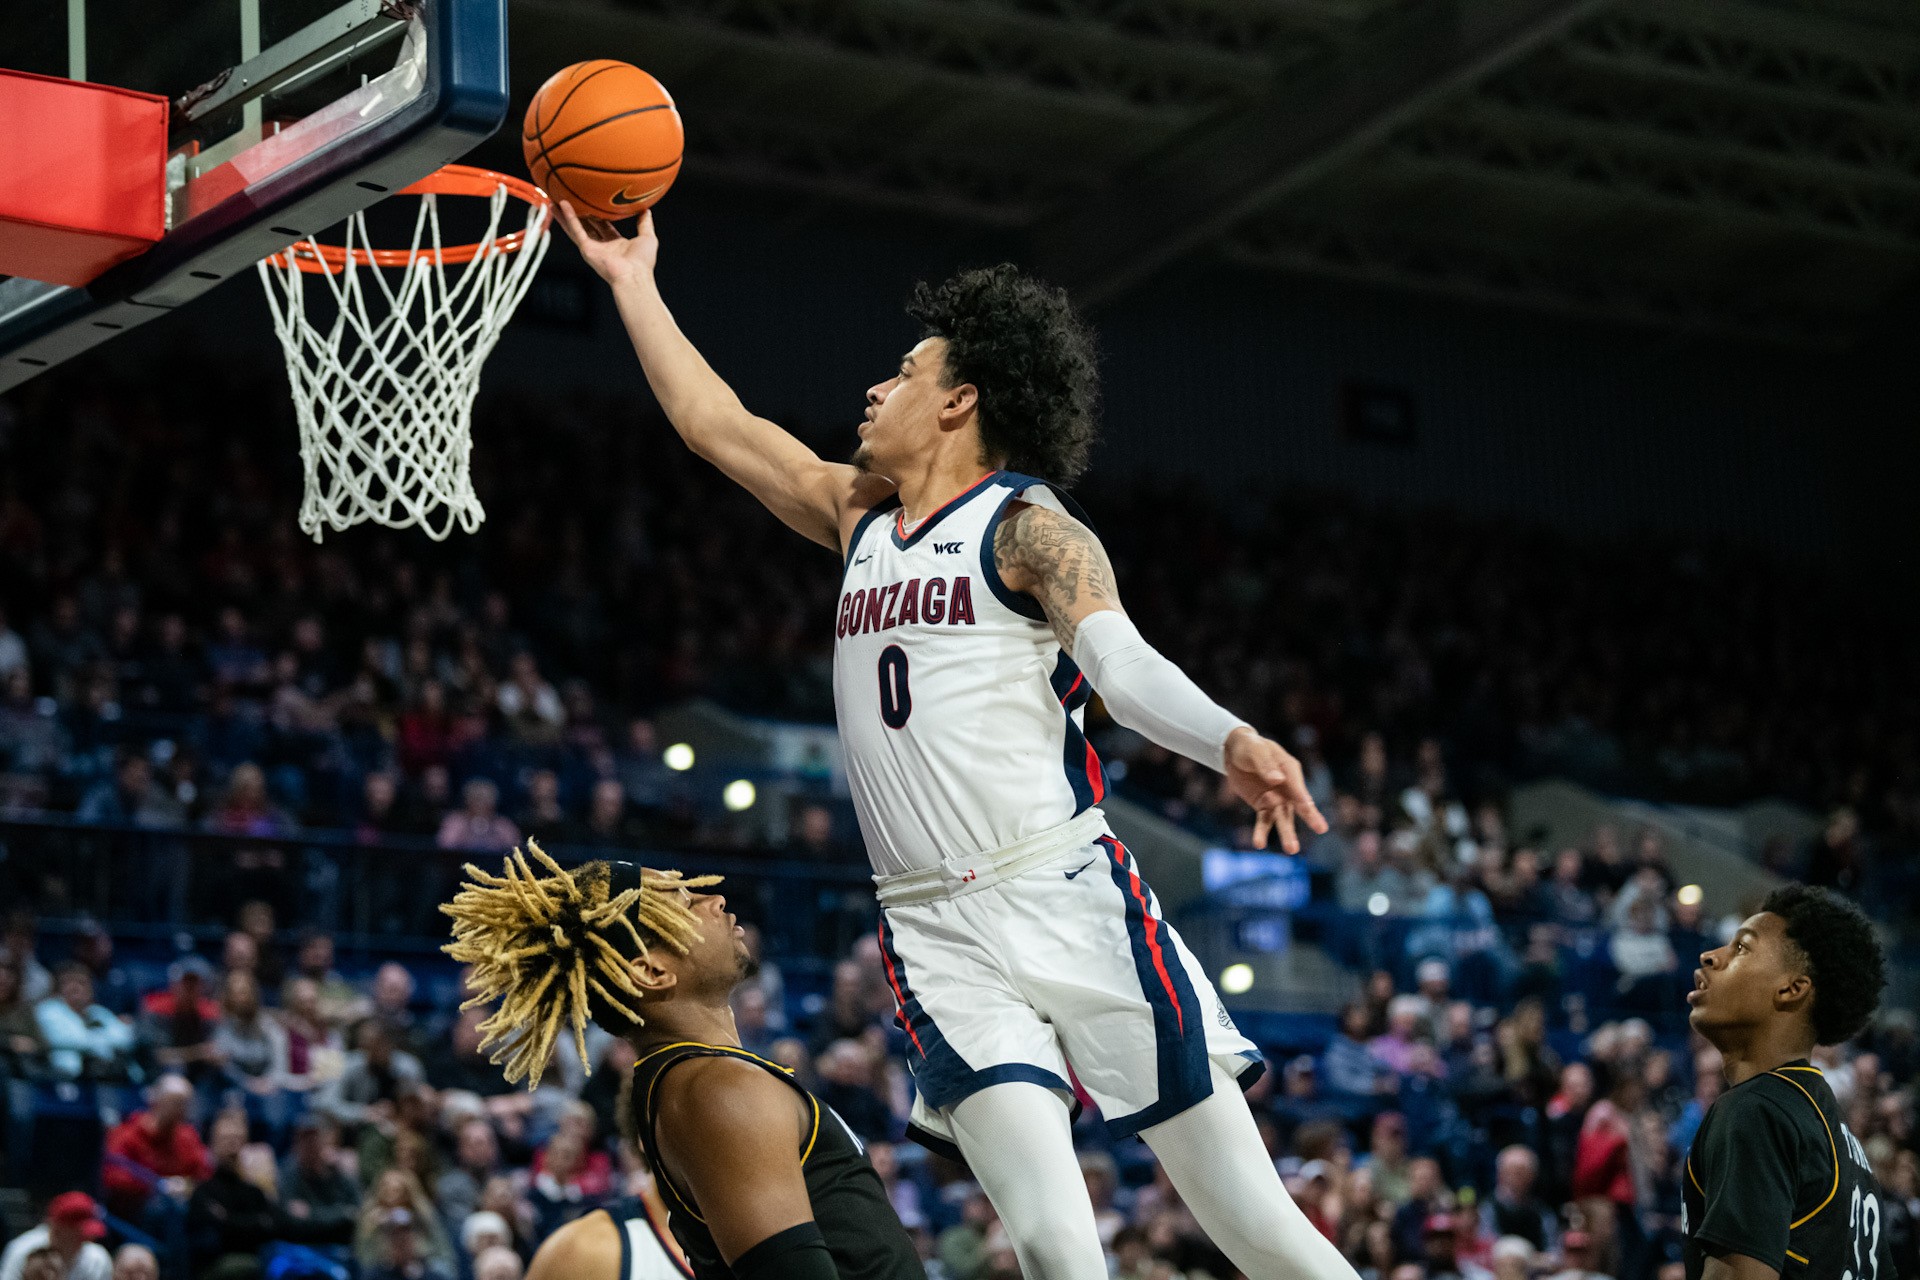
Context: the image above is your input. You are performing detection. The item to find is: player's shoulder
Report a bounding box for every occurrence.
[527,1205,622,1280]
[654,1052,800,1139]
[842,471,901,519]
[1713,1071,1827,1136]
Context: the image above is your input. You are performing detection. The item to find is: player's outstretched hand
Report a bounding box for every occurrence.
[555,202,659,284]
[1223,726,1329,854]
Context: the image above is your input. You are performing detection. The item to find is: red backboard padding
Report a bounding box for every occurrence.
[0,69,170,287]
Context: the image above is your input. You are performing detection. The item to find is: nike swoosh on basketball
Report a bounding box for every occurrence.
[608,183,668,207]
[1063,859,1095,880]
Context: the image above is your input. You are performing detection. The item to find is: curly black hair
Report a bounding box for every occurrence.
[905,264,1100,485]
[1760,883,1886,1046]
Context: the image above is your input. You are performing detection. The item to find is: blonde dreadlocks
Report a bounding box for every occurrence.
[441,840,721,1089]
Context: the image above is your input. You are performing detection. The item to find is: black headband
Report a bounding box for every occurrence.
[606,860,645,897]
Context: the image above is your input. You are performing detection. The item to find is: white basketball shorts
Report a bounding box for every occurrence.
[874,830,1263,1154]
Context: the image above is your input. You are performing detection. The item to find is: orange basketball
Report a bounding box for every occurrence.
[522,61,683,220]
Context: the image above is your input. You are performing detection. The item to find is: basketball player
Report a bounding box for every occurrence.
[556,203,1357,1280]
[445,845,924,1280]
[1682,884,1895,1280]
[526,1160,690,1280]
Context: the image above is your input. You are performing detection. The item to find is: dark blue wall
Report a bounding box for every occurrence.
[56,179,1920,572]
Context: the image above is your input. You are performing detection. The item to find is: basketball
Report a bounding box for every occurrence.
[522,60,683,220]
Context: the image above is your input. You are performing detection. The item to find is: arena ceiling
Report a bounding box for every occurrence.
[508,0,1920,344]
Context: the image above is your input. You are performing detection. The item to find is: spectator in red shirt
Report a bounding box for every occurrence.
[103,1073,213,1273]
[104,1074,213,1216]
[1571,1072,1644,1280]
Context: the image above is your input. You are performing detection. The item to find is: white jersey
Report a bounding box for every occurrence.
[832,470,1108,876]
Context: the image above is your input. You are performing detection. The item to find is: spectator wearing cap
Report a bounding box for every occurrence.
[1419,1208,1467,1280]
[139,955,222,1087]
[1272,1054,1346,1145]
[357,1170,455,1278]
[35,964,134,1081]
[1288,1159,1339,1242]
[361,1207,453,1280]
[0,1193,112,1280]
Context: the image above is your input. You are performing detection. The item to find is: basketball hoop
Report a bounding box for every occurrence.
[257,164,552,541]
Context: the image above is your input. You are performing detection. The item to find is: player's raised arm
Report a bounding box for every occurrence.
[556,203,876,552]
[994,502,1328,853]
[652,1056,841,1279]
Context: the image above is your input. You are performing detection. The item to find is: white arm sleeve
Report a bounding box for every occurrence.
[1071,609,1248,774]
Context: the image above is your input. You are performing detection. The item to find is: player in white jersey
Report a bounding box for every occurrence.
[559,202,1360,1280]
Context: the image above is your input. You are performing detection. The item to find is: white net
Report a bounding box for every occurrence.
[257,175,552,541]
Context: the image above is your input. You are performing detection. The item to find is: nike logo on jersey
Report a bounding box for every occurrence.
[933,541,964,554]
[853,553,873,566]
[837,576,978,638]
[1064,859,1095,880]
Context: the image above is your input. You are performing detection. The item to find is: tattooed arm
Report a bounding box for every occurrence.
[993,503,1327,851]
[992,503,1124,652]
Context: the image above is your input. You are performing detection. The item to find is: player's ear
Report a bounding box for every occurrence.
[1776,971,1814,1014]
[628,954,677,998]
[939,381,979,423]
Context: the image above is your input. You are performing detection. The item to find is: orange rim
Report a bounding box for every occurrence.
[266,164,552,274]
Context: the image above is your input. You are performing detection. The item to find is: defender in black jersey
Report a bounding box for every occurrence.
[1682,884,1893,1280]
[443,849,923,1280]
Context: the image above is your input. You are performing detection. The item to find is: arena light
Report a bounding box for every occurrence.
[723,779,757,812]
[1368,892,1391,917]
[662,742,695,771]
[1677,883,1703,907]
[1220,963,1255,995]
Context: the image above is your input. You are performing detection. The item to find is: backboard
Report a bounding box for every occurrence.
[0,0,509,392]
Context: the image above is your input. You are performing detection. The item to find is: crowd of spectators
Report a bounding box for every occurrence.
[3,813,1919,1280]
[0,364,1915,922]
[1,356,1918,1280]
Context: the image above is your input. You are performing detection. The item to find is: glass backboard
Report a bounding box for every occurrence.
[0,0,509,391]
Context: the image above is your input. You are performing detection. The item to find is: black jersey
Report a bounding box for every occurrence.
[1683,1061,1896,1280]
[629,1041,924,1280]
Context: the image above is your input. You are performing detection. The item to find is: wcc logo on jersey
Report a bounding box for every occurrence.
[837,577,978,638]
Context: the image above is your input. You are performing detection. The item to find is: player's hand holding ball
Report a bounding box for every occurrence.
[524,59,682,284]
[557,204,659,284]
[1223,725,1328,853]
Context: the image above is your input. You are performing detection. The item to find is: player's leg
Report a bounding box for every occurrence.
[875,901,1106,1278]
[946,1082,1109,1280]
[1141,1060,1359,1280]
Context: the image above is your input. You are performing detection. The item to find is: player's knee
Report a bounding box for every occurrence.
[1005,1229,1107,1280]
